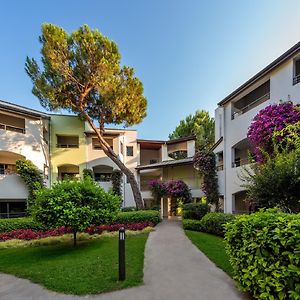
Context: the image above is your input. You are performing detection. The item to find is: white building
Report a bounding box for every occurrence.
[0,100,50,218]
[214,41,300,213]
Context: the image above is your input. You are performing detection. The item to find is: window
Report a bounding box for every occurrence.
[57,135,79,148]
[293,59,300,85]
[0,113,25,134]
[94,173,111,182]
[120,142,124,155]
[0,164,17,175]
[92,138,113,150]
[126,146,133,156]
[150,159,157,164]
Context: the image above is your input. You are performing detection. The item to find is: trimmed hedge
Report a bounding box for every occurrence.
[182,203,210,220]
[115,210,161,225]
[200,212,235,237]
[225,210,300,300]
[0,217,46,233]
[121,207,137,212]
[182,219,202,231]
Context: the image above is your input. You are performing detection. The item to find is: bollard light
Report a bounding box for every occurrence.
[119,227,126,281]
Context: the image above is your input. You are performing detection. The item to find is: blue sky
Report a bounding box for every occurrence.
[1,1,300,139]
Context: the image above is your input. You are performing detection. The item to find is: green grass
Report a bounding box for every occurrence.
[0,232,149,295]
[185,230,234,276]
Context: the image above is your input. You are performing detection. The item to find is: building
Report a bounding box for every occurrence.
[0,100,50,218]
[136,136,203,217]
[0,104,203,217]
[214,41,300,214]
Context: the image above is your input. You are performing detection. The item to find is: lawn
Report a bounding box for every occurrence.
[185,230,233,276]
[0,232,149,295]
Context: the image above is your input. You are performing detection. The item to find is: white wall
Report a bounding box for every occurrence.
[215,54,300,213]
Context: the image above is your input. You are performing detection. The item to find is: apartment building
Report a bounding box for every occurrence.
[136,136,203,217]
[0,104,203,217]
[214,41,300,214]
[0,100,50,218]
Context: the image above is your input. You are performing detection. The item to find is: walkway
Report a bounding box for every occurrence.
[0,220,248,300]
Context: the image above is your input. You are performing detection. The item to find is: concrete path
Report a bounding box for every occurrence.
[0,220,249,300]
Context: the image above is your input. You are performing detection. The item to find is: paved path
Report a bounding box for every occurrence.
[0,220,249,300]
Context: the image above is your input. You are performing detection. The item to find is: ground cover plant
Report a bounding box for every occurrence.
[0,232,149,294]
[185,230,233,276]
[225,209,300,300]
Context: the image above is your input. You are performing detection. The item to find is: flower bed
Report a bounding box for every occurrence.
[0,222,154,242]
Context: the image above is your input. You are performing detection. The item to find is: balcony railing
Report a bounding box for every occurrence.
[232,158,249,168]
[56,144,79,148]
[293,74,300,85]
[231,92,270,119]
[0,123,25,134]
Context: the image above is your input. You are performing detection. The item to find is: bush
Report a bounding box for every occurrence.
[182,219,202,231]
[182,203,210,220]
[121,206,137,212]
[0,217,46,233]
[32,178,121,246]
[225,209,300,300]
[115,210,161,225]
[200,212,235,237]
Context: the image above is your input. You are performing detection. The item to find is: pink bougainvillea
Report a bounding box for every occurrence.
[247,102,300,161]
[149,179,191,202]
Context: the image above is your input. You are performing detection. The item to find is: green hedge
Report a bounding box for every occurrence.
[121,206,137,212]
[0,217,46,233]
[199,212,235,237]
[182,203,210,220]
[182,219,202,231]
[225,210,300,300]
[115,210,161,225]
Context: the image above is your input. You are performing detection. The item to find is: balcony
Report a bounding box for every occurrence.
[56,135,79,148]
[293,74,300,85]
[232,138,252,168]
[0,123,25,134]
[231,80,270,120]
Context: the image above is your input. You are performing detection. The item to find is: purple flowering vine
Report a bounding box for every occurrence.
[247,102,300,162]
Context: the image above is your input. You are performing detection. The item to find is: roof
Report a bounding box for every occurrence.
[0,99,49,118]
[218,41,300,106]
[136,157,194,170]
[137,136,196,145]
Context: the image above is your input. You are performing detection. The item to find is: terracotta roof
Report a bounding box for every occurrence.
[218,41,300,106]
[136,157,194,170]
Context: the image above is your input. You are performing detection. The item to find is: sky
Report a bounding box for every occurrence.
[0,0,300,140]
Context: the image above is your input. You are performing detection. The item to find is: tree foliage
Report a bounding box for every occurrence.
[25,23,147,209]
[83,168,94,180]
[32,178,121,246]
[193,152,220,210]
[169,110,215,150]
[16,159,44,205]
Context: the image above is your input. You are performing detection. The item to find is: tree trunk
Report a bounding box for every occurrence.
[83,113,144,210]
[73,231,77,247]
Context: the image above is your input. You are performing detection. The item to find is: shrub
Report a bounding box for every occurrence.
[182,219,202,231]
[0,217,46,233]
[83,168,94,179]
[32,178,121,246]
[225,209,300,300]
[115,210,161,225]
[182,203,210,220]
[121,206,137,212]
[85,222,154,234]
[200,212,235,237]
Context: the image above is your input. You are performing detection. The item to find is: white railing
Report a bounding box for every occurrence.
[56,144,79,148]
[293,74,300,85]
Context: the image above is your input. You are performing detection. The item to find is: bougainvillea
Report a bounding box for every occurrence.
[247,102,300,162]
[149,179,167,201]
[149,179,191,203]
[193,151,219,209]
[165,180,191,202]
